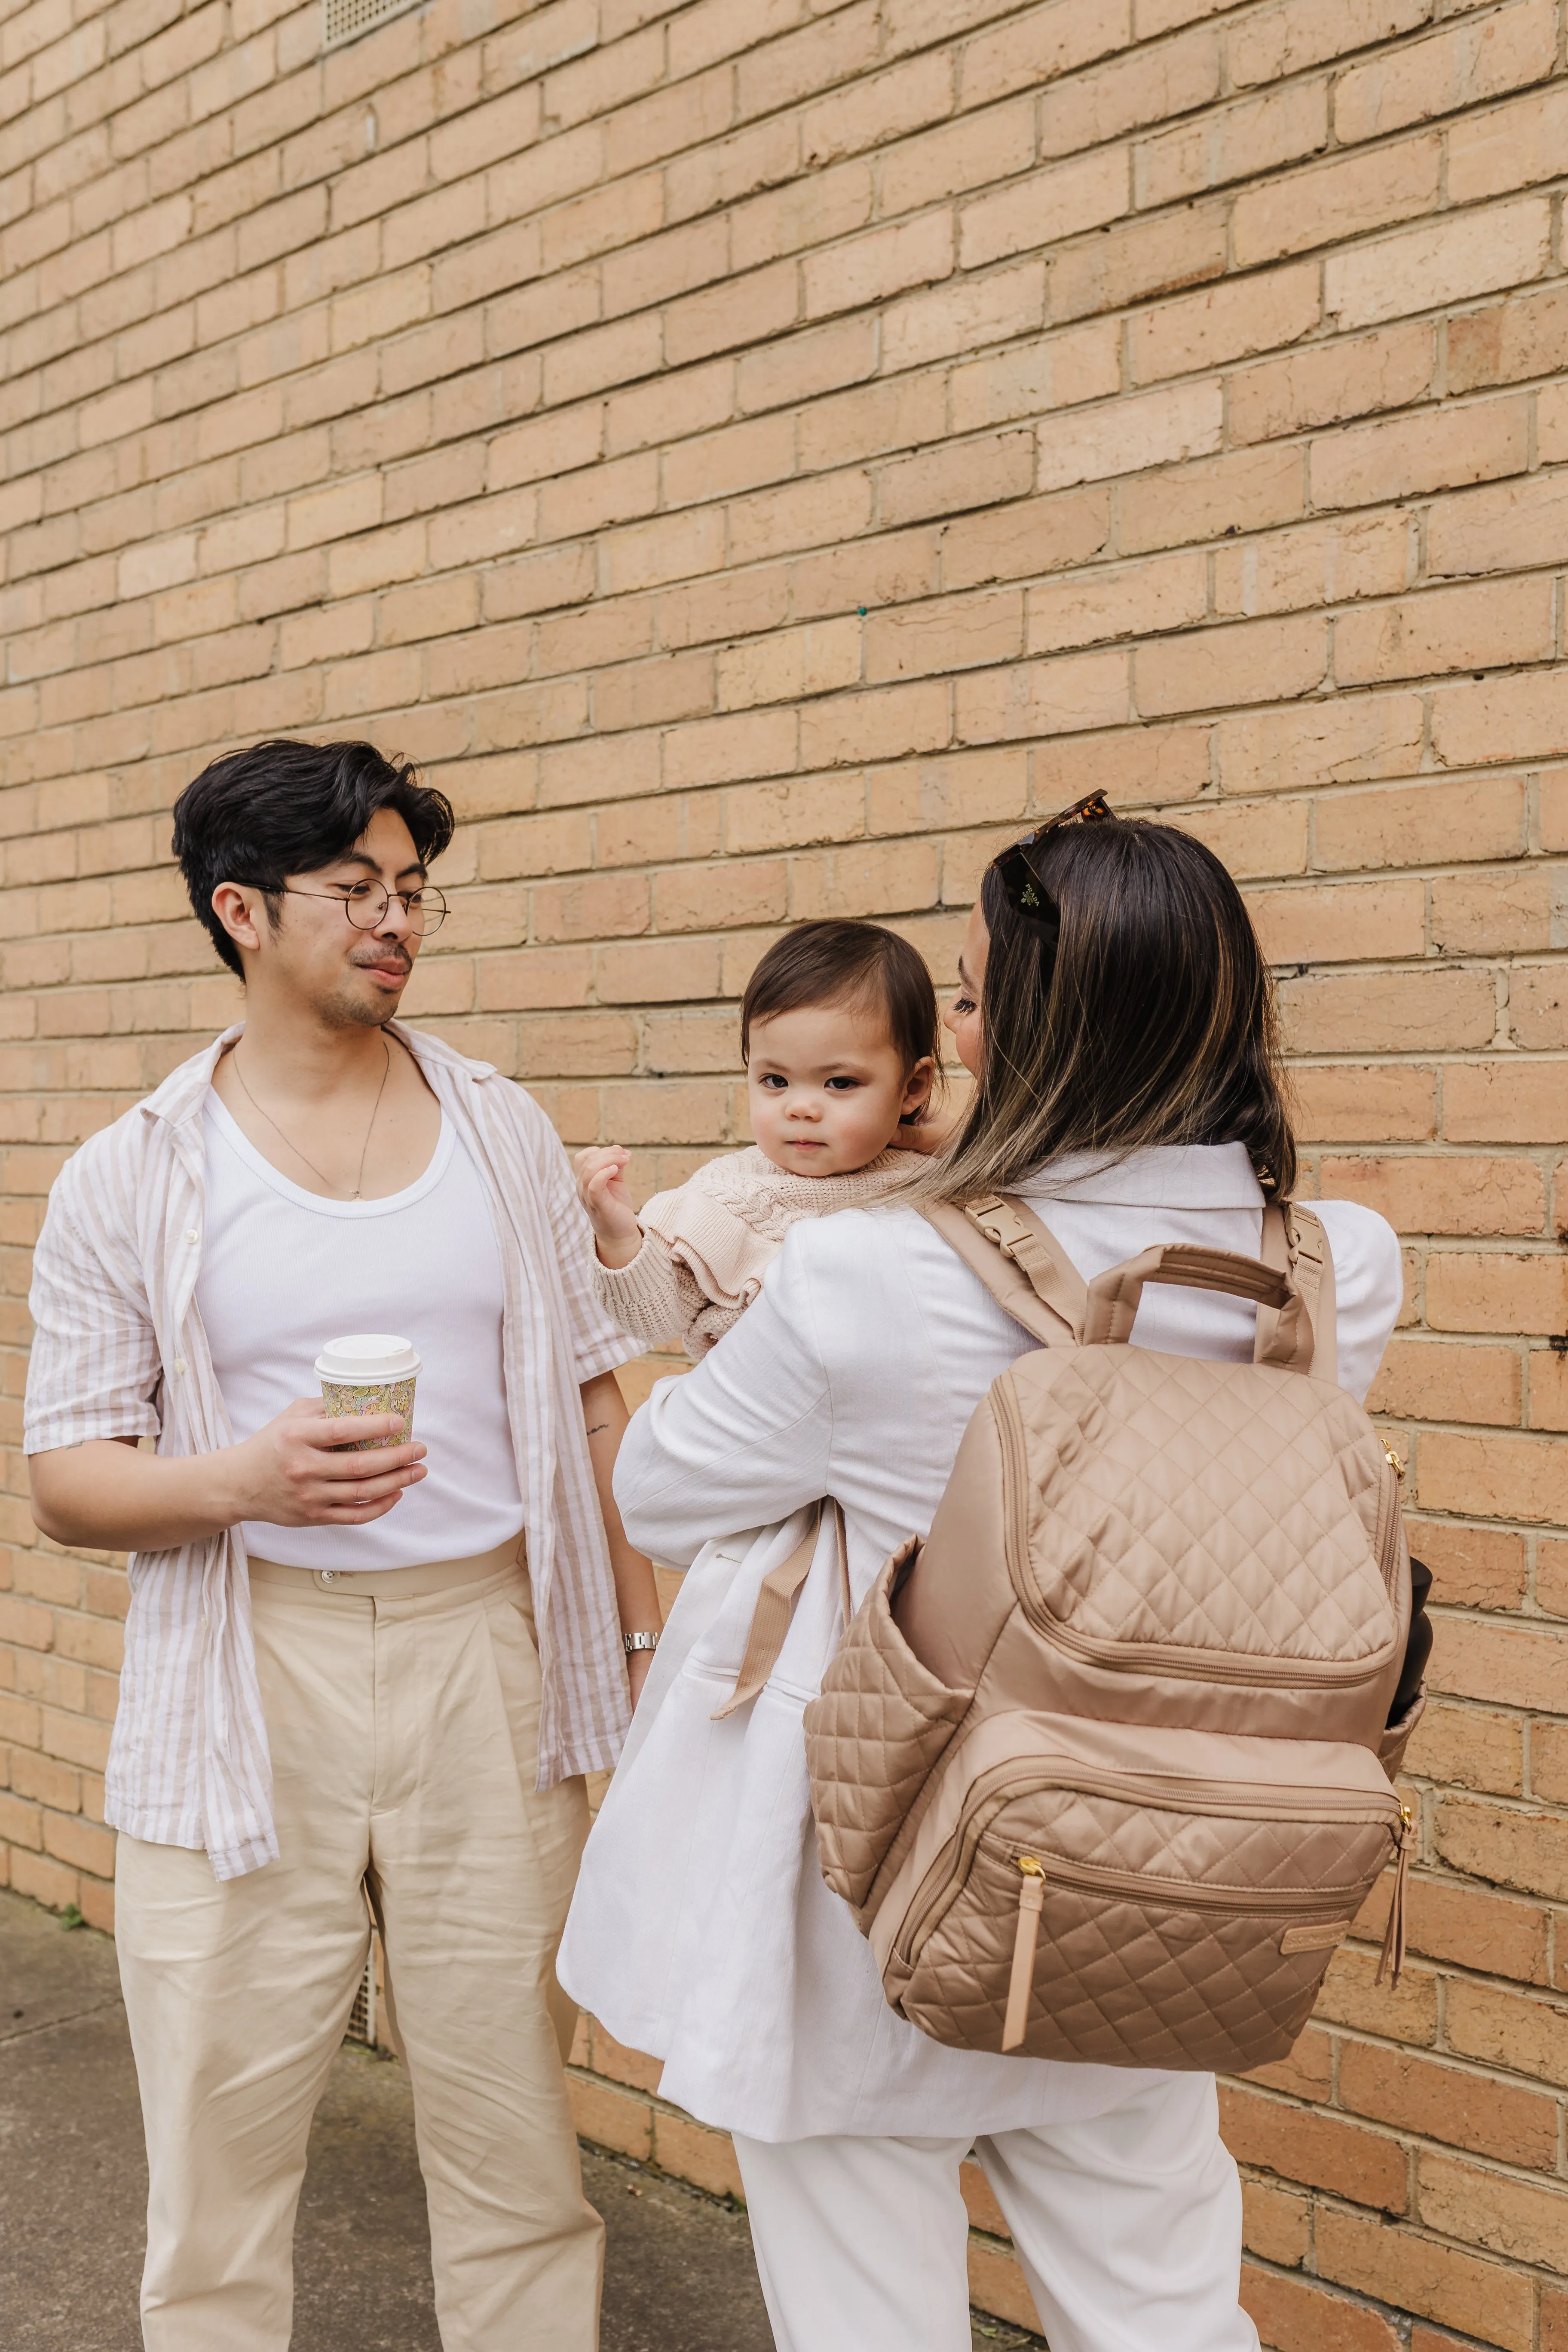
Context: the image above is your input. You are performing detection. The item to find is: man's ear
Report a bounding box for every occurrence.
[211,881,264,962]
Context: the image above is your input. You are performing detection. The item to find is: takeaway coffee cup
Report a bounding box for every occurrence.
[315,1333,422,1450]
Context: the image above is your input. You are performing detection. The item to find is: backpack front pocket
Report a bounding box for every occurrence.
[886,1714,1406,2074]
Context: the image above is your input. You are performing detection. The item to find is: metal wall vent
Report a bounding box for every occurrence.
[344,1935,382,2046]
[324,0,419,49]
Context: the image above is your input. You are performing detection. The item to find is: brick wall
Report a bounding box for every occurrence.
[3,0,1568,2339]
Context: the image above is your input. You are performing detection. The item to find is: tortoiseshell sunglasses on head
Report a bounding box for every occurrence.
[992,790,1114,931]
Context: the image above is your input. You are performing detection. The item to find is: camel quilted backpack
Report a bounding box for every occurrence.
[804,1194,1425,2076]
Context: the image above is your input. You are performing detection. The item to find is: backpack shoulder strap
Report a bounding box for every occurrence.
[1257,1202,1338,1384]
[712,1498,850,1720]
[1280,1202,1338,1388]
[921,1194,1085,1347]
[926,1193,1341,1376]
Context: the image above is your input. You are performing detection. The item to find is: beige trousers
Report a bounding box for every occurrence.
[114,1540,601,2352]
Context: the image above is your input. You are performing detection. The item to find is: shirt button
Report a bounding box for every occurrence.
[173,1357,188,1377]
[184,1228,199,1244]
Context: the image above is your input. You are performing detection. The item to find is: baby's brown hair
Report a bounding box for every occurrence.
[740,920,941,1096]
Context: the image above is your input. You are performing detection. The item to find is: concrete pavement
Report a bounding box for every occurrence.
[0,1888,1042,2351]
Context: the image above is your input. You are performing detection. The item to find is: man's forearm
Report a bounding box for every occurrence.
[29,1400,425,1554]
[579,1372,661,1640]
[29,1437,245,1554]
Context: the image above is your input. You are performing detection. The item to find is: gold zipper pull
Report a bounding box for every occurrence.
[1376,1805,1413,1990]
[1002,1857,1047,2053]
[1381,1439,1406,1481]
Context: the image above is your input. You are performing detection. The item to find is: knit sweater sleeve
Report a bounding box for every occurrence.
[591,1230,716,1355]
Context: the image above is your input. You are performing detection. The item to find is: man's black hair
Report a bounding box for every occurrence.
[172,739,456,979]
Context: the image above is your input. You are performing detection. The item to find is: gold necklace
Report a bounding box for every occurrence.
[229,1036,392,1200]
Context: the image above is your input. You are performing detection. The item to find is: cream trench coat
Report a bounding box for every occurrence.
[562,1143,1401,2154]
[560,1144,1403,2144]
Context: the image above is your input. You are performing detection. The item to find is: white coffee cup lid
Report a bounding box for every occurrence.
[315,1332,422,1383]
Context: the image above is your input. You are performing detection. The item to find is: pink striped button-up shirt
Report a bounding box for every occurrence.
[24,1022,632,1880]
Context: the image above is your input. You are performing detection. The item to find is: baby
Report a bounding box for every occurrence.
[577,919,941,1358]
[560,923,943,2033]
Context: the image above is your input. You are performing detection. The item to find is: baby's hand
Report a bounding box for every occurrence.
[575,1146,643,1266]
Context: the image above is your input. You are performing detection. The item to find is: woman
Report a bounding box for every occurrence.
[573,801,1403,2352]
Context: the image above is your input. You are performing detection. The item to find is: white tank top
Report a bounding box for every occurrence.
[197,1093,524,1570]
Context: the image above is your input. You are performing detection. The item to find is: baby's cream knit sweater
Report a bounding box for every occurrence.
[593,1144,925,1358]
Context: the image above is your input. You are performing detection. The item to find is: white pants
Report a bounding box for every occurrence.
[734,2073,1259,2352]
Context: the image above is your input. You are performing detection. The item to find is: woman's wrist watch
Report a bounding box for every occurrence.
[623,1629,660,1655]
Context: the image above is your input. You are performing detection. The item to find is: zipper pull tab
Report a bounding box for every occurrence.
[1002,1857,1047,2053]
[1381,1439,1406,1481]
[1376,1804,1413,1989]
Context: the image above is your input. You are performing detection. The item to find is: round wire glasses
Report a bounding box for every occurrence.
[281,880,449,934]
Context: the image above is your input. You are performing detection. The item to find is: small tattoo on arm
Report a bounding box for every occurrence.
[585,1420,609,1435]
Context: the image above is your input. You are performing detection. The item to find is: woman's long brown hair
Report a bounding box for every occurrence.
[921,815,1297,1205]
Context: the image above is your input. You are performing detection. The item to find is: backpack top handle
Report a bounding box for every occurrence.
[932,1193,1327,1379]
[1081,1240,1313,1373]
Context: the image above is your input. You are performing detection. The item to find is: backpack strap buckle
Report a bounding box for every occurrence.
[1270,1203,1338,1387]
[960,1195,1087,1337]
[965,1196,1040,1260]
[1286,1207,1323,1267]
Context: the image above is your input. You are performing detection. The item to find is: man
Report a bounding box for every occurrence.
[24,738,662,2350]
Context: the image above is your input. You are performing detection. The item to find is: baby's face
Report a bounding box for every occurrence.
[746,1001,931,1179]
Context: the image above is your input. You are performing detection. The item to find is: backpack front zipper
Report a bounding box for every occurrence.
[898,1758,1405,1975]
[993,1795,1411,2049]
